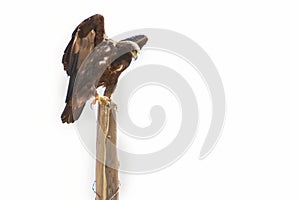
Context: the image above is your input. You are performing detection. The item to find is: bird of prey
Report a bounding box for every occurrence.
[61,14,148,123]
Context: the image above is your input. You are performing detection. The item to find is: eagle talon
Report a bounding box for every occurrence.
[93,94,111,106]
[101,96,111,106]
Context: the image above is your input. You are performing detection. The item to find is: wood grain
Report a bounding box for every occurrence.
[96,101,119,200]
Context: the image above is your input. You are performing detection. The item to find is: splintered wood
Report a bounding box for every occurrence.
[96,101,119,200]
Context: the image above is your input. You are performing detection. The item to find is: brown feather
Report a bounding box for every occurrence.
[61,14,105,123]
[62,14,105,76]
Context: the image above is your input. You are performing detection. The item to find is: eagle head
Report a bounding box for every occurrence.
[118,35,148,60]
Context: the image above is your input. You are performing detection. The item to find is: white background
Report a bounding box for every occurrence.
[1,0,300,199]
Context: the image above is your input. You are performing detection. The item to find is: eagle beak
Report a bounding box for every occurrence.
[130,50,138,60]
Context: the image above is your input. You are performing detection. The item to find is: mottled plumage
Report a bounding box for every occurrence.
[61,14,148,123]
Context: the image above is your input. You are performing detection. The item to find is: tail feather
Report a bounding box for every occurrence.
[61,101,84,123]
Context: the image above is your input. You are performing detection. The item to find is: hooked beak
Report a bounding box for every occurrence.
[130,51,138,60]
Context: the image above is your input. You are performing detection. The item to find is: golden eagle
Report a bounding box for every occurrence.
[61,14,148,123]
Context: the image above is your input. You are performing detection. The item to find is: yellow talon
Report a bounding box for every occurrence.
[100,96,111,106]
[93,94,111,106]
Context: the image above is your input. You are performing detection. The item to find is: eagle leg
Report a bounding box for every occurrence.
[93,93,111,106]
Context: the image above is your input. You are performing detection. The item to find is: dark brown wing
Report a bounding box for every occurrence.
[62,14,105,76]
[62,14,105,103]
[61,14,105,123]
[72,40,119,108]
[62,39,120,123]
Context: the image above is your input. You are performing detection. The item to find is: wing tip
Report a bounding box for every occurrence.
[61,102,75,124]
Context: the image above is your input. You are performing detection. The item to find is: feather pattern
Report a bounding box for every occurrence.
[61,14,148,123]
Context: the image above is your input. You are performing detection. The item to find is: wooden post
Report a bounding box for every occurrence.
[96,101,119,200]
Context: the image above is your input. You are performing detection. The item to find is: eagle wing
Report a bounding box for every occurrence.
[61,14,106,123]
[62,14,105,76]
[62,29,95,76]
[62,14,105,102]
[72,40,119,110]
